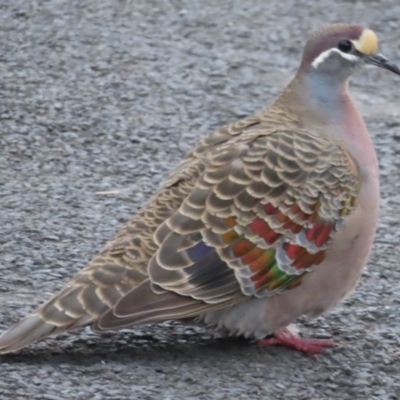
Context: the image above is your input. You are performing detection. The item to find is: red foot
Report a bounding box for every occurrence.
[258,327,335,354]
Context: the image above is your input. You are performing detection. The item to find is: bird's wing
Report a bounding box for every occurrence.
[97,128,360,329]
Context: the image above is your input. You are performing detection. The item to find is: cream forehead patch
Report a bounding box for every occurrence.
[353,29,378,55]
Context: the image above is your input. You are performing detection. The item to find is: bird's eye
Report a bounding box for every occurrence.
[337,39,353,53]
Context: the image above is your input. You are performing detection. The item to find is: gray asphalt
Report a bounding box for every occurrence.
[1,0,400,399]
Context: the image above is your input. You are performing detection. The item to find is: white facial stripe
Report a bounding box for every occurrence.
[311,48,358,69]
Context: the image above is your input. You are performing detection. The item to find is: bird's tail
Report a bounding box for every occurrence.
[0,256,145,354]
[0,284,100,354]
[0,315,63,354]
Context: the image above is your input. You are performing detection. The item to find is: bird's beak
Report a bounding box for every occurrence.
[365,53,400,75]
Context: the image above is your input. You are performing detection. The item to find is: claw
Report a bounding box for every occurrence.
[258,327,335,354]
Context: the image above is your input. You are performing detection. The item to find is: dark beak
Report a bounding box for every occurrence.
[365,53,400,75]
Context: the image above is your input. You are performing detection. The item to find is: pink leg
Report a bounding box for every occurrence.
[258,327,335,354]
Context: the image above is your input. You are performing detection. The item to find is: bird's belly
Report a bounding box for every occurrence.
[201,175,379,339]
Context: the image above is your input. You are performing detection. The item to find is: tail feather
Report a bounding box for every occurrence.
[0,282,114,353]
[0,316,56,354]
[0,259,141,353]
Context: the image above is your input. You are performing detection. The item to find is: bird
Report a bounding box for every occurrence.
[0,23,399,355]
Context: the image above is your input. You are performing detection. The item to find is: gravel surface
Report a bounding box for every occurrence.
[1,0,400,399]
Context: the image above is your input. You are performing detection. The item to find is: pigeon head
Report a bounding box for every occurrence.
[300,24,400,80]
